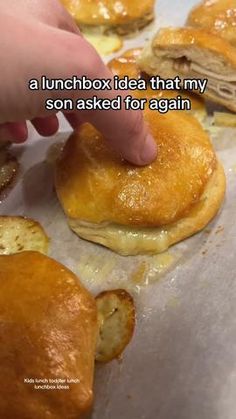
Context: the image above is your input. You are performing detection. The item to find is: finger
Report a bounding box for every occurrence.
[31,115,59,137]
[61,36,157,165]
[28,30,157,165]
[0,122,28,143]
[64,112,84,130]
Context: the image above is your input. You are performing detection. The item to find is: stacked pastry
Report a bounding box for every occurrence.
[139,1,236,112]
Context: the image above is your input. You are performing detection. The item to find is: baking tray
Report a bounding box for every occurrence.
[1,1,236,418]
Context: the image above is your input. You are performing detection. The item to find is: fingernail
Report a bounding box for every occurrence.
[140,133,157,165]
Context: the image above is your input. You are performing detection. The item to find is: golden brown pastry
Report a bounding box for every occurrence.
[139,27,236,112]
[108,48,143,79]
[0,251,98,419]
[60,0,155,34]
[187,0,236,46]
[55,109,225,255]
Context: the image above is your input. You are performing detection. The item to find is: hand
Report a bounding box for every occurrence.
[0,0,157,165]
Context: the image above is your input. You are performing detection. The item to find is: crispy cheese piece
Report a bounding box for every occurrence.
[0,216,49,255]
[0,147,18,194]
[96,289,135,362]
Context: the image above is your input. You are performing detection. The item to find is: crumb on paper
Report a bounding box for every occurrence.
[131,261,149,285]
[167,296,180,309]
[215,226,224,235]
[130,252,177,287]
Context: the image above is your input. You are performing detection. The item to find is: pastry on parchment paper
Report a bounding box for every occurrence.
[187,0,236,46]
[139,27,236,112]
[55,108,225,256]
[0,251,135,418]
[0,251,98,419]
[61,0,155,34]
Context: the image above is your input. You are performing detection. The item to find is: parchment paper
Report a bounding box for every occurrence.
[1,1,236,418]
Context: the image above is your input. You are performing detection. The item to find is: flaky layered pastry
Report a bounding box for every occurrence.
[0,251,98,419]
[139,27,236,112]
[61,0,155,34]
[188,0,236,46]
[108,47,207,119]
[55,109,225,255]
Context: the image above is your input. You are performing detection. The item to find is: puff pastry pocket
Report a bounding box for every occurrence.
[139,27,236,112]
[60,0,155,35]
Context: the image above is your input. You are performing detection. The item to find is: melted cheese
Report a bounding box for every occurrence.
[68,162,226,256]
[83,28,123,56]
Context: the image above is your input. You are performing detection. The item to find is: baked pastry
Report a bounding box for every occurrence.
[139,27,236,112]
[108,48,143,79]
[108,48,207,120]
[0,250,135,416]
[187,0,236,46]
[55,110,225,255]
[0,251,98,419]
[61,0,155,34]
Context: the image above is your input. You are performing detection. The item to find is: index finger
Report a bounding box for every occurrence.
[63,35,157,166]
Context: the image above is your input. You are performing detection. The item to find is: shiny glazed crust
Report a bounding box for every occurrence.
[61,0,154,33]
[187,0,236,46]
[55,112,216,227]
[0,251,98,419]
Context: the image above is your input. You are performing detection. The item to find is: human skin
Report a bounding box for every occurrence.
[0,0,157,165]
